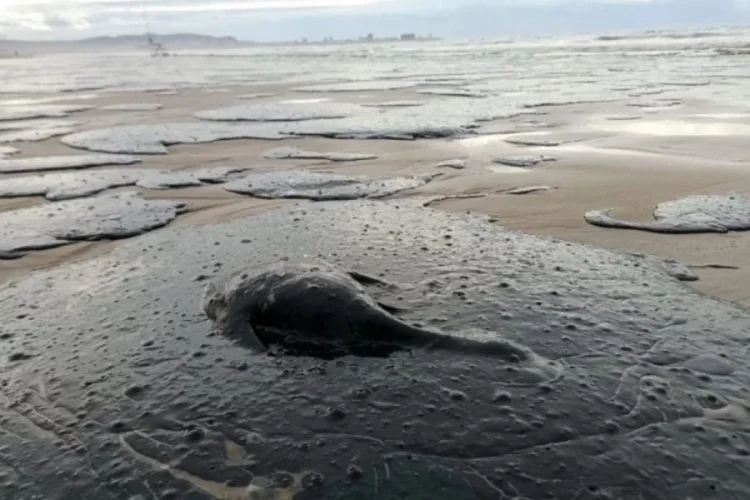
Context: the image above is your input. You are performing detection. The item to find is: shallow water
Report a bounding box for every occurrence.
[2,28,749,116]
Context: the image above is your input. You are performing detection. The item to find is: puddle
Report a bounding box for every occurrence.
[589,119,750,136]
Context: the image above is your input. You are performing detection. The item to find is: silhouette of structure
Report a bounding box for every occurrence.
[141,0,169,57]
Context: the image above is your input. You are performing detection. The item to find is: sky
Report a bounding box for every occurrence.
[1,0,749,41]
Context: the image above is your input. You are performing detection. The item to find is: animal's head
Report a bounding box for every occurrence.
[201,280,226,321]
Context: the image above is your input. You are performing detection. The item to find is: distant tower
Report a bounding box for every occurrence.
[141,1,169,57]
[146,33,169,57]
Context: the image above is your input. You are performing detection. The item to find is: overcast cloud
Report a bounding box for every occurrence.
[1,0,749,41]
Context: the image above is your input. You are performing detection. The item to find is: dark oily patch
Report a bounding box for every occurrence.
[503,185,554,195]
[361,101,425,108]
[0,192,183,258]
[627,99,682,108]
[418,88,487,98]
[223,170,437,200]
[61,123,289,155]
[627,252,701,282]
[294,81,419,92]
[2,199,750,498]
[585,194,750,234]
[100,104,163,111]
[417,74,479,83]
[135,167,247,190]
[422,193,489,207]
[663,81,711,88]
[0,146,18,158]
[262,146,377,162]
[0,154,141,174]
[435,159,467,169]
[505,138,562,147]
[0,104,91,122]
[0,167,245,200]
[0,127,75,143]
[416,78,474,86]
[520,97,617,108]
[492,155,556,167]
[606,115,643,121]
[236,93,276,100]
[688,264,740,270]
[195,102,362,122]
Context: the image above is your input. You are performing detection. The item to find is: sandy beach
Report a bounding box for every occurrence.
[3,84,750,303]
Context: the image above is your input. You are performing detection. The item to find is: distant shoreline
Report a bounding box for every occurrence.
[0,33,441,56]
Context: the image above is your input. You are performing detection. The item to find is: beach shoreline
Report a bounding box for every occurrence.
[2,85,750,305]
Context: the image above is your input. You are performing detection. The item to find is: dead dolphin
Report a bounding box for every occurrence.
[202,261,532,361]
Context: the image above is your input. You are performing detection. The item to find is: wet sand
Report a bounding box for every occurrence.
[2,86,750,305]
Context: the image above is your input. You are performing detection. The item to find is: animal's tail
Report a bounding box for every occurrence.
[394,321,531,362]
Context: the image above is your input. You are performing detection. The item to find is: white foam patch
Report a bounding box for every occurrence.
[0,105,92,122]
[0,154,141,173]
[0,119,78,131]
[0,127,75,143]
[62,123,288,154]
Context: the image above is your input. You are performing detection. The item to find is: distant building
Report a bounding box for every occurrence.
[400,33,416,41]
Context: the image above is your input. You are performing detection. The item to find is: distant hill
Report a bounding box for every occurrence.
[0,33,253,55]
